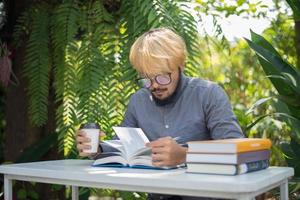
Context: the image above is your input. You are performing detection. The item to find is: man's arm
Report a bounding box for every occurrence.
[204,84,244,139]
[120,94,138,127]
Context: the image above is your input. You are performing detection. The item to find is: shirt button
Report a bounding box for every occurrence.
[165,125,169,128]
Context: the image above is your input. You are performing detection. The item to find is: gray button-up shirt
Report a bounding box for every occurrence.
[101,73,244,153]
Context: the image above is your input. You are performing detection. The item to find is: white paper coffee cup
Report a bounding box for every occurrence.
[80,123,100,154]
[82,128,100,153]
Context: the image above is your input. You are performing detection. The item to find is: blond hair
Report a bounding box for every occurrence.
[129,28,187,76]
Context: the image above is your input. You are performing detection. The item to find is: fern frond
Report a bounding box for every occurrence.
[13,7,36,48]
[50,0,82,154]
[23,6,51,126]
[56,41,82,154]
[51,0,80,100]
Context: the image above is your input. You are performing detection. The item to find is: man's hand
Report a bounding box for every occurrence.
[146,137,187,167]
[76,130,105,157]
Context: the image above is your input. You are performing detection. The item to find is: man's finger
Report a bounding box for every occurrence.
[79,152,91,157]
[152,153,166,162]
[99,131,106,137]
[77,144,91,150]
[158,136,172,140]
[151,146,166,154]
[77,130,86,136]
[152,160,165,167]
[146,139,168,148]
[76,136,90,143]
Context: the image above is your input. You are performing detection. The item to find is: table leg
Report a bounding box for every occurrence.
[280,180,288,200]
[72,186,79,200]
[4,175,12,200]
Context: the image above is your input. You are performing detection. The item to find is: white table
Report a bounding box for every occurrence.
[0,159,294,200]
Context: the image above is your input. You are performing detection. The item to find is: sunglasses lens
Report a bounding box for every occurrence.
[138,78,151,88]
[156,74,171,85]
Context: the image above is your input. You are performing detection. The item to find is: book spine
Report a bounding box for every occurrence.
[237,149,270,164]
[238,159,269,175]
[186,149,270,164]
[186,153,237,164]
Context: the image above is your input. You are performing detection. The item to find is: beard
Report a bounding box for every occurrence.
[152,91,175,106]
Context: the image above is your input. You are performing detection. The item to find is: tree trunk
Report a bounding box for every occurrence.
[295,20,300,70]
[2,0,65,199]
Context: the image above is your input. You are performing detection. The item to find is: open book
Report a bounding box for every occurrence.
[92,127,168,169]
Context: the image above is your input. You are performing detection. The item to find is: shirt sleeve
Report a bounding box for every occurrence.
[120,94,138,127]
[100,94,138,153]
[204,84,244,139]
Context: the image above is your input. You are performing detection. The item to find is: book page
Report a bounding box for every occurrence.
[102,140,126,157]
[131,147,151,158]
[129,155,152,167]
[92,152,128,167]
[112,127,150,160]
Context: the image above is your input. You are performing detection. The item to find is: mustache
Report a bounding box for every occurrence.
[151,88,167,93]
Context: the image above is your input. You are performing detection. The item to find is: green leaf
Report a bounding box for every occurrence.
[51,184,64,191]
[147,9,157,25]
[272,113,300,138]
[277,95,300,108]
[237,0,246,6]
[23,6,51,126]
[281,73,300,95]
[286,0,300,20]
[17,189,27,199]
[250,30,281,57]
[246,39,300,81]
[291,138,300,159]
[248,32,300,79]
[247,32,300,120]
[246,114,270,131]
[245,38,300,97]
[281,140,300,177]
[272,99,292,116]
[28,190,39,200]
[246,97,272,115]
[267,74,300,97]
[247,112,300,138]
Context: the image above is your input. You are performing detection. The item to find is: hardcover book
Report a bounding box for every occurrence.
[186,149,270,164]
[186,159,269,175]
[92,127,176,169]
[188,138,272,153]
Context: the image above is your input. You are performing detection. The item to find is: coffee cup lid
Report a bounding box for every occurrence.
[80,123,100,129]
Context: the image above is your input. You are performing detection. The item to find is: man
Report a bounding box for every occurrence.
[76,28,244,200]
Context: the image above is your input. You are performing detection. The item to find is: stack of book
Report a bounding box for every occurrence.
[186,138,272,175]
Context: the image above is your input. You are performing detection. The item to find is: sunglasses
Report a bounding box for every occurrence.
[137,73,172,88]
